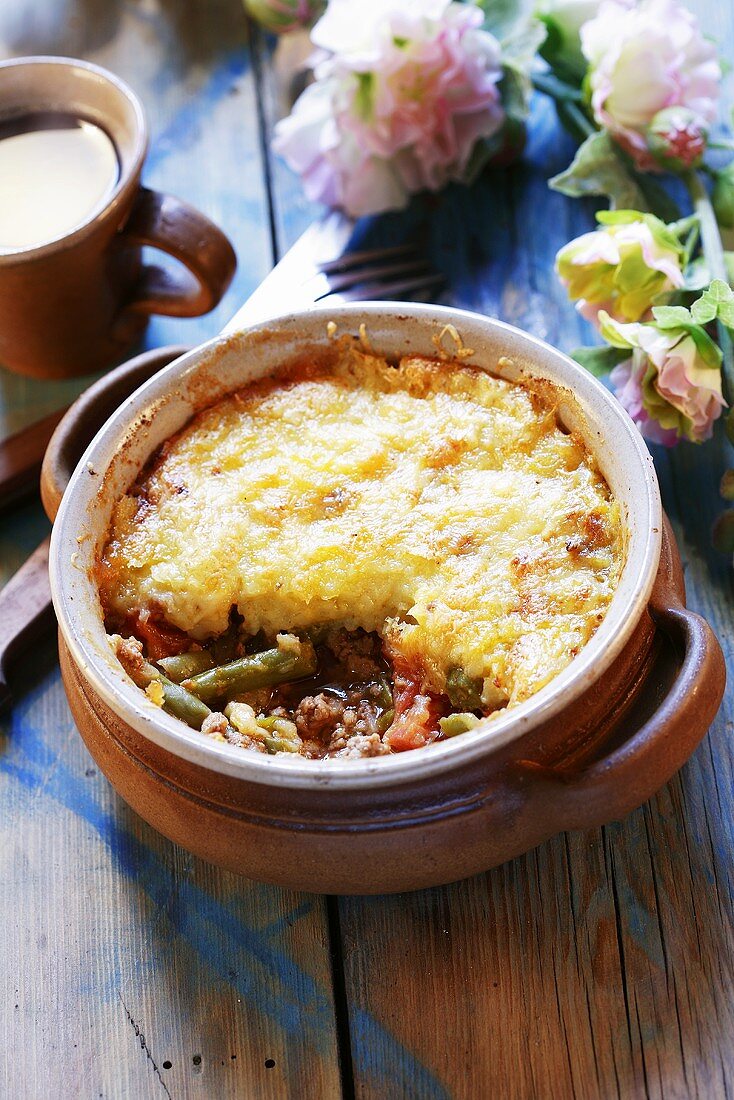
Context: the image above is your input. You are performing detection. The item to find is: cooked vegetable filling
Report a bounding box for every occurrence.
[99,341,625,759]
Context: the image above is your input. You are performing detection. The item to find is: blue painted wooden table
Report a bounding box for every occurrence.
[1,2,732,1097]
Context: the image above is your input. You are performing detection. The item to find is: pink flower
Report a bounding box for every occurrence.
[602,312,726,444]
[581,0,720,171]
[609,359,680,446]
[272,0,505,216]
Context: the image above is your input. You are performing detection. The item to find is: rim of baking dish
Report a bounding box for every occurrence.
[50,303,662,791]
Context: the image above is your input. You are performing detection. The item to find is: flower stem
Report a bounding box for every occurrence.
[532,72,597,143]
[561,101,596,140]
[531,71,584,103]
[684,169,734,408]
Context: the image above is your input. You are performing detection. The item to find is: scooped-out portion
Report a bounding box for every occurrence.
[97,337,625,760]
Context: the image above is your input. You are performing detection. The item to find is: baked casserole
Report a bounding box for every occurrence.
[98,338,625,759]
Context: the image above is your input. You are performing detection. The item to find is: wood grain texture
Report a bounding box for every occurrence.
[0,4,340,1099]
[253,4,734,1097]
[2,0,733,1097]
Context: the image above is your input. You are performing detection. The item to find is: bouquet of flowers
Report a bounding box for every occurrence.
[245,0,734,549]
[538,0,734,548]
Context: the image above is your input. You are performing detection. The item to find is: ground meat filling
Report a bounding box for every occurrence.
[111,619,410,760]
[264,630,395,758]
[290,689,392,758]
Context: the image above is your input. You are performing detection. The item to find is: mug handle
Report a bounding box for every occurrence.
[121,188,237,317]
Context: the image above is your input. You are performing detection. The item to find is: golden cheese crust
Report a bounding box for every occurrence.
[99,345,625,708]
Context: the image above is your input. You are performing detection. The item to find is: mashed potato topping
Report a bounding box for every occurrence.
[99,344,624,710]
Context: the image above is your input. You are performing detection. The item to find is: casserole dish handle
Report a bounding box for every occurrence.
[521,517,726,830]
[40,345,190,523]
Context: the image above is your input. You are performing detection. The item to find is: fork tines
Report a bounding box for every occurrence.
[316,242,443,303]
[318,242,418,275]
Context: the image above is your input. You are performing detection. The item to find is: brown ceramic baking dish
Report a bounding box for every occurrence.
[46,305,726,893]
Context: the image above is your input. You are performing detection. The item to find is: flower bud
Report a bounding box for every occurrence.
[646,107,707,171]
[244,0,323,34]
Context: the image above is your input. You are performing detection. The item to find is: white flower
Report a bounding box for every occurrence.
[581,0,721,170]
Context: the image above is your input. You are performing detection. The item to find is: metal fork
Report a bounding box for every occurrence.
[224,212,445,333]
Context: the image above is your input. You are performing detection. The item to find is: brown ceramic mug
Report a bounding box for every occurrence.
[0,56,237,379]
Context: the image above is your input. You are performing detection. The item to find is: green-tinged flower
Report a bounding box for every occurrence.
[556,210,686,327]
[600,307,726,445]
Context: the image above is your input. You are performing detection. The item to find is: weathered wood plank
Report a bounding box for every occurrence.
[1,639,341,1100]
[0,4,341,1098]
[256,4,734,1095]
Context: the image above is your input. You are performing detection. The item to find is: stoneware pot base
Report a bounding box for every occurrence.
[58,515,723,895]
[48,307,726,894]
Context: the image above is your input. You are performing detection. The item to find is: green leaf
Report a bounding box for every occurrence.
[720,468,734,501]
[651,305,694,328]
[549,132,652,211]
[632,172,681,223]
[691,279,734,329]
[712,509,734,554]
[501,17,547,67]
[536,18,586,85]
[500,62,532,123]
[572,345,630,376]
[499,19,545,127]
[475,0,535,38]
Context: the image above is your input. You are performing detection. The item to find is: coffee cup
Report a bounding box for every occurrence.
[0,56,237,379]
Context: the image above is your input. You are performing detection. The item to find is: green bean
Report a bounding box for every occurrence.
[226,703,303,754]
[439,712,480,738]
[160,678,212,729]
[124,652,211,729]
[182,641,317,704]
[158,650,216,682]
[445,668,483,711]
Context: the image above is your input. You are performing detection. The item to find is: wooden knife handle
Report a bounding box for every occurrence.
[0,537,53,712]
[0,409,67,514]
